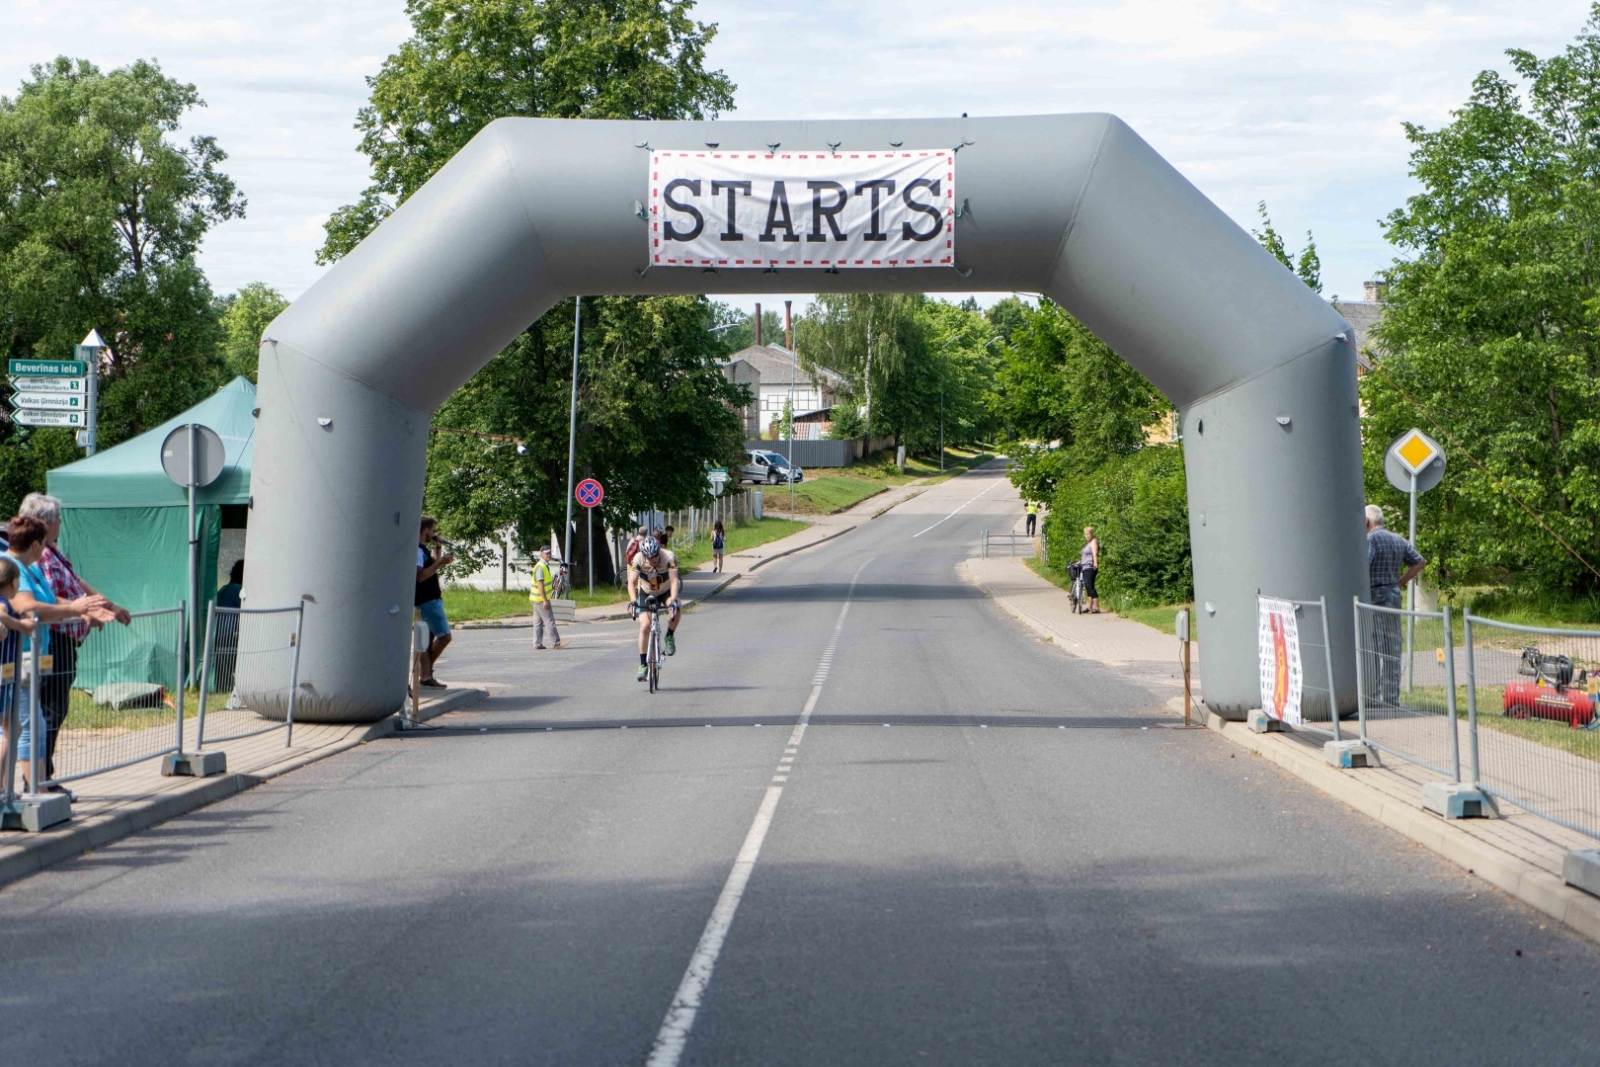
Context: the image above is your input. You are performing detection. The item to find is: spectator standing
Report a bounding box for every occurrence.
[20,493,130,784]
[531,546,567,650]
[213,559,244,693]
[0,556,37,780]
[416,517,454,689]
[3,516,103,792]
[216,559,243,610]
[1365,503,1426,706]
[624,525,648,565]
[1025,501,1038,537]
[712,521,726,573]
[1080,526,1102,614]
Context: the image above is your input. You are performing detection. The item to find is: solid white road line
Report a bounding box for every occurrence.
[644,558,873,1067]
[911,478,1004,538]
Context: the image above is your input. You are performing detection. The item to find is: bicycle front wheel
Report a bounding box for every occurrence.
[648,626,661,693]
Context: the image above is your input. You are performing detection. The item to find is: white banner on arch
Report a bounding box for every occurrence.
[648,149,955,270]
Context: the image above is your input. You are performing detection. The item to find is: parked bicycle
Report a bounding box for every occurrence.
[1068,561,1086,614]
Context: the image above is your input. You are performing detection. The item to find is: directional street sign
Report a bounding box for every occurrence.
[13,410,84,428]
[575,478,604,508]
[8,359,87,378]
[9,376,86,394]
[707,467,728,497]
[12,392,83,411]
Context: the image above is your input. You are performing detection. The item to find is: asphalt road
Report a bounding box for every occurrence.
[6,464,1600,1066]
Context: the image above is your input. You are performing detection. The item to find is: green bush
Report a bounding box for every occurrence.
[1044,444,1192,608]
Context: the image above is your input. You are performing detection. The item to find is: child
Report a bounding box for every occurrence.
[712,521,726,574]
[0,556,37,787]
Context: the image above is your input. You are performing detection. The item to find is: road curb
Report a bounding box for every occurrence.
[1199,708,1600,946]
[0,688,486,889]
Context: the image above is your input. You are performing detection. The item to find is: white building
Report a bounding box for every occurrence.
[722,343,846,438]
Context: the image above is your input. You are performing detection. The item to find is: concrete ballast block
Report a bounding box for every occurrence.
[162,750,228,778]
[0,792,72,832]
[1565,850,1600,899]
[1421,781,1492,820]
[1248,709,1283,734]
[1324,739,1378,769]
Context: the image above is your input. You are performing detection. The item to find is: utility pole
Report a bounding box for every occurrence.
[563,296,581,576]
[786,300,796,520]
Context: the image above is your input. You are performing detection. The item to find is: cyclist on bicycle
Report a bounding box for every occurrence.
[627,536,682,681]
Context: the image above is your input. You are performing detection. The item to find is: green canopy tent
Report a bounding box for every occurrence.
[48,376,255,622]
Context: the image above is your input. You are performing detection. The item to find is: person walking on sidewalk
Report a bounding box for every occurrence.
[1365,503,1425,706]
[1080,526,1101,614]
[1025,501,1038,537]
[531,546,567,650]
[712,521,726,573]
[416,517,453,689]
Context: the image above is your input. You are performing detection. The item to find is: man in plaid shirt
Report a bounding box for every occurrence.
[21,494,130,786]
[1366,503,1426,706]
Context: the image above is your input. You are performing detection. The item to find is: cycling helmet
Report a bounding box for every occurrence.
[640,536,661,558]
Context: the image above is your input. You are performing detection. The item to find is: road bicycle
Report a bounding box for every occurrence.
[639,594,667,693]
[1068,562,1086,615]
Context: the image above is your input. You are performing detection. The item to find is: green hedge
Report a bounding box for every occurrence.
[1044,444,1192,608]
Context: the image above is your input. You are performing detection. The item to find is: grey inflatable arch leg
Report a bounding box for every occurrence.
[242,114,1362,723]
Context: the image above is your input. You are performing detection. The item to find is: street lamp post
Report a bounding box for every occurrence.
[562,297,581,582]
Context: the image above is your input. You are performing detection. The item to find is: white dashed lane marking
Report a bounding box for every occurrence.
[645,557,873,1067]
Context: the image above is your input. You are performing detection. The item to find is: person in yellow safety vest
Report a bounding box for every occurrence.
[531,546,568,650]
[1025,500,1039,537]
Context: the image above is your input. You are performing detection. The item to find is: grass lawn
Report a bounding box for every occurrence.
[1450,587,1600,630]
[753,447,997,516]
[442,516,809,620]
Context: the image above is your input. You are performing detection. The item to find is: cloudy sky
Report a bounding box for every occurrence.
[2,0,1592,314]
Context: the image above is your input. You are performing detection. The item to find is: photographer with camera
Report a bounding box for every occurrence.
[416,516,455,689]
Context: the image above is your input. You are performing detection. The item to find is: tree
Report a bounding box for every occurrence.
[0,56,243,515]
[319,0,733,262]
[324,0,742,567]
[988,298,1167,461]
[708,303,783,356]
[427,295,746,575]
[1251,202,1321,292]
[795,293,923,445]
[1361,5,1600,597]
[216,282,289,382]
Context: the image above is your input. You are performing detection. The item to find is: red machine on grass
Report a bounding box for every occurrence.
[1503,647,1598,729]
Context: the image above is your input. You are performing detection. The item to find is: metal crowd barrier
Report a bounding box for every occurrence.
[40,606,187,786]
[980,530,1037,558]
[1353,601,1460,780]
[1462,614,1600,839]
[195,603,305,750]
[1260,595,1342,741]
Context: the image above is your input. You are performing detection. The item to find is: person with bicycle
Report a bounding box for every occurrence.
[1079,526,1101,614]
[627,536,681,682]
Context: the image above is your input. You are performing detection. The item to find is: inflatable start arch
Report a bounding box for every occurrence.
[245,114,1365,723]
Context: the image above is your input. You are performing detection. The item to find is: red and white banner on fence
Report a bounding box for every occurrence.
[648,149,954,270]
[1258,597,1304,725]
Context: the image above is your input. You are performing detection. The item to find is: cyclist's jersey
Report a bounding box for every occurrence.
[633,549,678,596]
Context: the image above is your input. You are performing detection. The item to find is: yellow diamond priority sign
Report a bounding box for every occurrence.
[1393,429,1439,475]
[1385,428,1446,495]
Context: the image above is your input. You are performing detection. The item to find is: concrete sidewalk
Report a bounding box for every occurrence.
[0,685,484,888]
[966,554,1600,946]
[964,555,1196,706]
